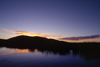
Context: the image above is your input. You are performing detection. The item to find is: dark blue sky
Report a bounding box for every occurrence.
[0,0,100,42]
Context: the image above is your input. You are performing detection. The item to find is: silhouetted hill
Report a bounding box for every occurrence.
[7,35,67,44]
[1,35,68,49]
[0,35,99,47]
[7,35,63,42]
[0,35,100,60]
[0,39,4,42]
[0,39,5,41]
[0,39,6,46]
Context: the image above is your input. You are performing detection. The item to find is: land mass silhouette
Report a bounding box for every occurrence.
[0,35,100,60]
[0,35,100,49]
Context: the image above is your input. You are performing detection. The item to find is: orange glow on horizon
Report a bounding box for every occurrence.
[60,39,100,43]
[2,29,100,43]
[3,29,63,39]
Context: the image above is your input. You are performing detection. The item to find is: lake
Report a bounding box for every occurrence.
[0,47,100,67]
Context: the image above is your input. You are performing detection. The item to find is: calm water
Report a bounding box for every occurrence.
[0,47,100,67]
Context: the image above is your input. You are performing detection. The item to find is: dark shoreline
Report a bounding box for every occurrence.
[0,43,100,61]
[0,35,100,61]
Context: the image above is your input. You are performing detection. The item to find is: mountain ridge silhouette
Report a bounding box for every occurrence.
[0,35,69,49]
[6,35,68,44]
[0,35,100,48]
[0,35,100,61]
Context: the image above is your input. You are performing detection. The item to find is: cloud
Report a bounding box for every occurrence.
[3,29,63,39]
[3,29,15,33]
[59,35,100,40]
[3,29,100,41]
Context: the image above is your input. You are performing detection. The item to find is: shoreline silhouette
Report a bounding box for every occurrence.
[0,35,100,61]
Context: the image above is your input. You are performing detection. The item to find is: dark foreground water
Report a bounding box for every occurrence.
[0,47,100,67]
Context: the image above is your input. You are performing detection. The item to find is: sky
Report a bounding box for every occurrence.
[0,0,100,42]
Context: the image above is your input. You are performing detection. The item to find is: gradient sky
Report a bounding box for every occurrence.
[0,0,100,42]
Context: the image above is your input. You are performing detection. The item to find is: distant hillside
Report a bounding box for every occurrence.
[7,35,67,44]
[0,39,5,41]
[0,39,6,46]
[0,35,99,49]
[0,35,100,61]
[0,35,68,49]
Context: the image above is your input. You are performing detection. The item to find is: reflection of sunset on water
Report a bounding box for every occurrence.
[34,49,38,52]
[1,49,38,55]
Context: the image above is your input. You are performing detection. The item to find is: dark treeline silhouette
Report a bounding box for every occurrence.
[0,35,100,61]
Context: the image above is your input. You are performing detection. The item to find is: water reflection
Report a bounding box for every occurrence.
[1,46,100,61]
[1,48,38,55]
[0,47,100,67]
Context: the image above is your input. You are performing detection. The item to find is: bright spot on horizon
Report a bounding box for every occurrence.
[0,0,100,42]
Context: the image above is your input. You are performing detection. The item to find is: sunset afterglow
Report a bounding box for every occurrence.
[0,0,100,42]
[0,0,100,67]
